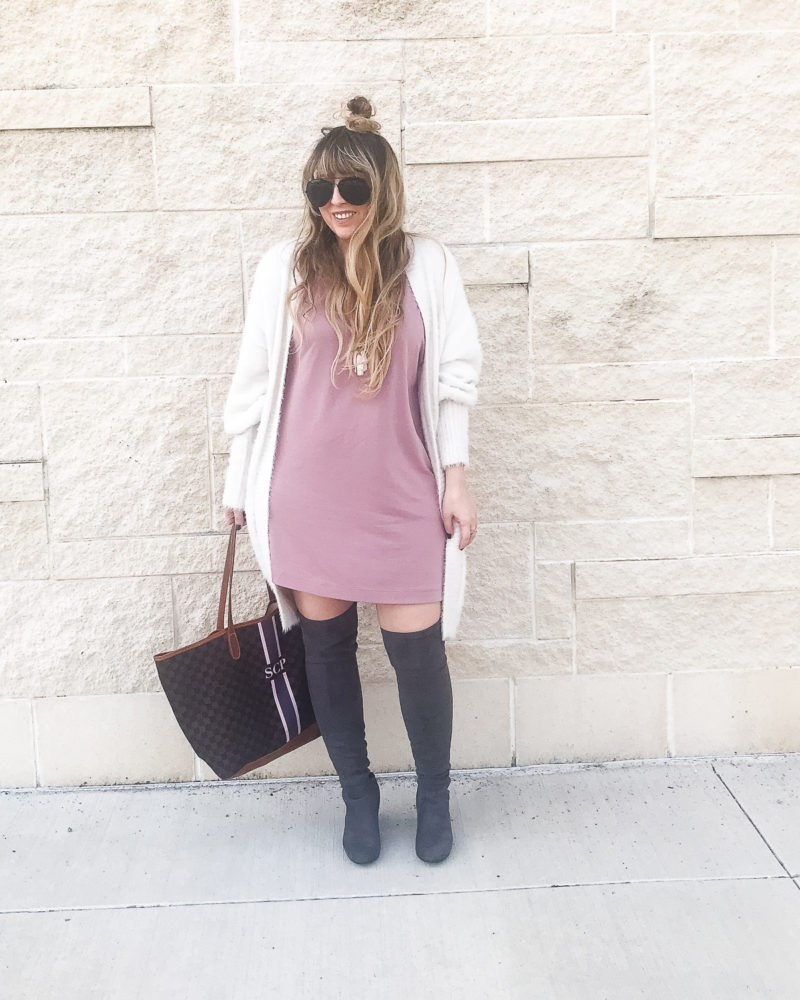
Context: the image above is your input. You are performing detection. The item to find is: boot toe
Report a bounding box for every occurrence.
[342,776,381,864]
[415,791,453,863]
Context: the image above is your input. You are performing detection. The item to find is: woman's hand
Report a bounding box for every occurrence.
[441,465,478,550]
[223,507,247,528]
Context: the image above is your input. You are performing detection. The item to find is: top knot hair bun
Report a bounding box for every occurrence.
[342,95,381,134]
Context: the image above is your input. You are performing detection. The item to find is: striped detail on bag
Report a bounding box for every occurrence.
[258,616,302,742]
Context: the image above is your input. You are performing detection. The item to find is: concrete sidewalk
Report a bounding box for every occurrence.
[2,754,800,999]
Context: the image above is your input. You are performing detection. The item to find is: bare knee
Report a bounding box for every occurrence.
[376,602,441,633]
[293,590,355,621]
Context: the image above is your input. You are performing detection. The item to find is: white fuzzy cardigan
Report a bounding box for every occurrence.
[222,234,482,640]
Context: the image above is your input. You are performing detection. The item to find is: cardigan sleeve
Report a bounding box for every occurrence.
[221,249,275,510]
[436,244,483,469]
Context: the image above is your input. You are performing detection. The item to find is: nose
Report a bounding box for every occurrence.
[330,181,347,206]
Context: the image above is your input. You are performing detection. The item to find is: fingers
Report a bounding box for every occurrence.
[223,507,247,528]
[456,518,478,550]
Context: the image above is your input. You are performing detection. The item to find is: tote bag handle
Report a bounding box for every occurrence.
[217,524,278,659]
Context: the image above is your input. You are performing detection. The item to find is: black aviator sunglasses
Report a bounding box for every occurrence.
[305,176,371,210]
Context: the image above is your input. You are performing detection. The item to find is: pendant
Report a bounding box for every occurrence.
[354,351,367,376]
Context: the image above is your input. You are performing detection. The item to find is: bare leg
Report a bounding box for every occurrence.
[375,601,441,633]
[294,590,355,621]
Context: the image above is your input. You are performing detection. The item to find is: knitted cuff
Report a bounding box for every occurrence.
[437,399,470,469]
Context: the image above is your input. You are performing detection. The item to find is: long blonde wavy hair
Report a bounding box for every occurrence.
[286,96,416,397]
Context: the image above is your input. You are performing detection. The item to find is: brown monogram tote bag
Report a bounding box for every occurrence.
[154,524,320,779]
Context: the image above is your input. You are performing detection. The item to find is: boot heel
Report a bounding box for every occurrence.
[415,783,453,863]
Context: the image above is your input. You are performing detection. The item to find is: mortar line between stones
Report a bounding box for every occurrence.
[711,764,795,879]
[1,873,794,917]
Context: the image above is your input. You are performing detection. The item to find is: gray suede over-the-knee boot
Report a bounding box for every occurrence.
[298,604,380,865]
[380,617,454,863]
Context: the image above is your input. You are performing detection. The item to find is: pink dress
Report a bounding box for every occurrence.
[268,275,446,604]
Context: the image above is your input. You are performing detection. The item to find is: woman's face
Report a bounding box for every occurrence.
[317,175,371,245]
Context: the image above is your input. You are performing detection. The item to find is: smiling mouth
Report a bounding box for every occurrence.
[332,211,356,220]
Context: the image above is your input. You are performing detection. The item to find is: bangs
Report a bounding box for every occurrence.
[314,143,368,181]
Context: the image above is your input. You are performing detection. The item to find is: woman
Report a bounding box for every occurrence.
[221,96,482,866]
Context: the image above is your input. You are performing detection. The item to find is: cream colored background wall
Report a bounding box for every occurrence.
[2,1,800,788]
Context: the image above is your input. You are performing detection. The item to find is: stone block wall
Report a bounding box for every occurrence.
[2,1,800,787]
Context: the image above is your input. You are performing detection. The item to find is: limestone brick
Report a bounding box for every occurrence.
[449,678,512,769]
[739,1,800,28]
[655,194,800,238]
[240,40,404,84]
[51,533,225,580]
[240,0,485,40]
[694,359,800,439]
[126,336,235,378]
[693,438,800,478]
[466,285,530,405]
[152,84,402,211]
[489,0,611,34]
[450,246,528,287]
[406,116,647,165]
[773,476,800,550]
[446,639,573,679]
[404,35,649,121]
[404,163,486,244]
[616,0,742,31]
[489,158,648,242]
[0,700,36,787]
[535,562,573,640]
[458,524,533,641]
[34,693,196,786]
[653,33,800,234]
[774,239,800,355]
[469,405,536,522]
[693,477,770,554]
[0,385,42,461]
[0,338,124,383]
[0,502,48,580]
[673,670,800,755]
[1,213,241,339]
[0,0,233,88]
[41,380,210,539]
[577,552,800,600]
[0,127,155,213]
[0,463,43,502]
[530,238,770,365]
[240,210,306,280]
[515,674,668,764]
[576,591,800,673]
[1,577,174,698]
[0,87,151,130]
[535,519,690,562]
[534,362,690,404]
[526,400,690,521]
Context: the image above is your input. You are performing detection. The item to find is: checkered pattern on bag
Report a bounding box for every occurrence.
[155,613,315,780]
